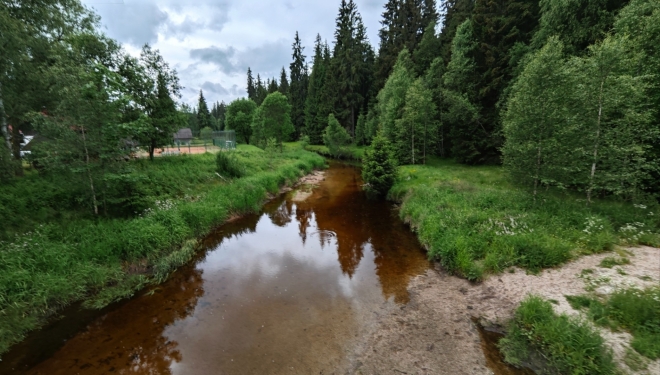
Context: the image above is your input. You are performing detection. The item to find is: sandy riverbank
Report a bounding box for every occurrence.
[350,246,660,375]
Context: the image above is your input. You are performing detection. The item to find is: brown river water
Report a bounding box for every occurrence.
[1,162,529,375]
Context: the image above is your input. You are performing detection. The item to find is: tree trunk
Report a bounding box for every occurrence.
[587,79,605,205]
[0,82,11,152]
[11,121,23,176]
[149,138,155,161]
[81,125,99,215]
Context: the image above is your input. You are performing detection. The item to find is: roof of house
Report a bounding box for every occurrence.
[173,128,193,140]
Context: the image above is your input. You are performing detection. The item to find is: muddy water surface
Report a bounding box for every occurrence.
[4,162,433,374]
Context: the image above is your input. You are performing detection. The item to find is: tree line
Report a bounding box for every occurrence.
[239,0,659,201]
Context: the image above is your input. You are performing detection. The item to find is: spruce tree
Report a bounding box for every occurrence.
[197,90,212,132]
[412,21,441,76]
[255,74,267,105]
[362,133,397,198]
[267,78,279,94]
[247,67,256,101]
[438,0,474,68]
[355,112,367,146]
[305,35,330,145]
[278,67,289,97]
[289,31,308,139]
[329,0,374,135]
[532,0,630,55]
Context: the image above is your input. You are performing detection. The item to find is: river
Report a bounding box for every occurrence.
[2,162,437,374]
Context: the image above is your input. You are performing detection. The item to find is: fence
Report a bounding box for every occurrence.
[211,130,236,150]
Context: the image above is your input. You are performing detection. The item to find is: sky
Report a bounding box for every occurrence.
[81,0,389,107]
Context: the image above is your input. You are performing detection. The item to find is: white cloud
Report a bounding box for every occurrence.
[83,0,387,106]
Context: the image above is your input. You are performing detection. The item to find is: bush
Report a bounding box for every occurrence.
[500,296,617,374]
[323,114,352,157]
[216,151,245,178]
[362,133,397,198]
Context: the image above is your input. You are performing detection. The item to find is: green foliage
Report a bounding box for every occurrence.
[362,133,397,198]
[500,296,617,374]
[0,149,325,356]
[567,288,660,359]
[395,78,437,165]
[305,35,332,145]
[200,126,213,140]
[197,90,213,130]
[389,159,659,281]
[502,37,570,196]
[599,256,630,268]
[355,111,367,146]
[376,49,415,141]
[225,98,257,144]
[289,32,308,137]
[216,151,245,178]
[251,92,294,152]
[323,114,352,157]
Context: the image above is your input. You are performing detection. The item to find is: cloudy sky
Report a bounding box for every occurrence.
[82,0,389,107]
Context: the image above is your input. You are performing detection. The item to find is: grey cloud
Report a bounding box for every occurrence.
[90,1,168,45]
[190,46,238,73]
[201,81,230,95]
[190,40,290,78]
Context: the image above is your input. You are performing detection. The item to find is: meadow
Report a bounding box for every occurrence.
[0,145,324,355]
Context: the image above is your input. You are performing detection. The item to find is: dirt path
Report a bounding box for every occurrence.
[350,246,660,375]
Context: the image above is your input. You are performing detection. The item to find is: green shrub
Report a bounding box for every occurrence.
[362,133,397,198]
[500,296,617,374]
[216,150,245,178]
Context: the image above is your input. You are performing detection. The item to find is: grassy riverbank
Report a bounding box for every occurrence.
[0,146,324,356]
[389,158,659,281]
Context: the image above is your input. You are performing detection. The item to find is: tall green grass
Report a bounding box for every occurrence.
[0,147,324,356]
[567,288,660,359]
[500,296,617,374]
[389,158,659,281]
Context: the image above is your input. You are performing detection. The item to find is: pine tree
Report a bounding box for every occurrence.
[197,90,212,131]
[278,67,290,97]
[267,78,279,94]
[438,0,474,68]
[532,0,630,55]
[412,20,441,76]
[289,31,308,139]
[305,35,330,145]
[375,0,436,93]
[329,0,374,135]
[395,78,437,164]
[247,67,256,101]
[255,74,267,106]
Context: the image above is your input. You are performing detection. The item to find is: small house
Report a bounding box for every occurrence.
[173,128,193,146]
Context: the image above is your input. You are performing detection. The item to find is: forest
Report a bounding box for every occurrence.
[1,0,659,373]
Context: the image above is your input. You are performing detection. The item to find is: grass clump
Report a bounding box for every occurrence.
[566,288,660,360]
[388,158,659,281]
[216,150,245,178]
[599,256,631,269]
[500,295,617,374]
[0,147,324,357]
